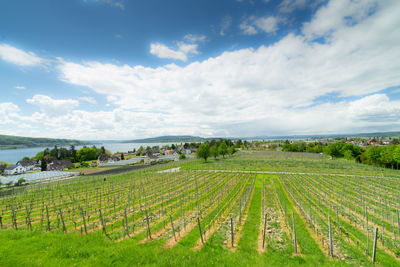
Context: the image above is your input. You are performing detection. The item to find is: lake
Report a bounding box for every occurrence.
[0,142,177,164]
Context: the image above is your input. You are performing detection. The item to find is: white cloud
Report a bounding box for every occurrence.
[279,0,309,13]
[254,16,280,34]
[150,42,199,61]
[220,16,232,36]
[78,96,97,104]
[15,86,25,90]
[302,0,378,39]
[0,103,20,125]
[177,42,199,55]
[1,0,397,139]
[26,95,79,117]
[150,43,188,61]
[0,44,44,66]
[84,0,124,10]
[54,0,400,138]
[239,22,258,35]
[184,34,206,42]
[240,16,280,35]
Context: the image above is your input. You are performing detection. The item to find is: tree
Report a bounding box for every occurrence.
[179,154,186,160]
[22,156,30,161]
[121,153,125,160]
[15,178,26,186]
[196,143,210,162]
[228,146,236,155]
[219,142,228,158]
[210,144,219,159]
[41,159,47,172]
[70,144,77,162]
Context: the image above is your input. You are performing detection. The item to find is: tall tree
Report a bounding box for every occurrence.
[210,144,219,159]
[219,142,228,158]
[41,159,47,172]
[196,143,210,162]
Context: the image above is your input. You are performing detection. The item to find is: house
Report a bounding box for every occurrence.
[382,140,390,145]
[17,160,39,171]
[108,155,120,163]
[98,154,110,163]
[367,138,378,146]
[165,149,174,155]
[47,159,74,171]
[144,155,159,164]
[183,149,191,154]
[4,164,26,176]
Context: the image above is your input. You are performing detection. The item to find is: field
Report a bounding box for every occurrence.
[1,151,400,266]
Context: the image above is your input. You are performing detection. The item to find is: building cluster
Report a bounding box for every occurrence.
[2,159,75,176]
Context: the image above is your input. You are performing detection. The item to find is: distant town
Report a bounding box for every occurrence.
[1,135,400,187]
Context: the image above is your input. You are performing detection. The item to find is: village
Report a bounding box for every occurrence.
[0,144,196,185]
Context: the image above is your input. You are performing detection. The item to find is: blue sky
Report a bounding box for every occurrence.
[0,0,400,140]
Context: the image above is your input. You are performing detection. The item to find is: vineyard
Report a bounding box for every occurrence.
[1,151,400,266]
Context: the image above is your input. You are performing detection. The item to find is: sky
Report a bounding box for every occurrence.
[0,0,400,140]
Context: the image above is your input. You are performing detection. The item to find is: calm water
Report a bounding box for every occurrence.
[0,142,177,164]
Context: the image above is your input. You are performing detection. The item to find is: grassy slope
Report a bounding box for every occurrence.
[0,174,345,267]
[1,154,399,266]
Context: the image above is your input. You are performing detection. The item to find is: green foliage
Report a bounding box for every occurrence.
[179,153,186,160]
[15,178,26,186]
[80,162,90,168]
[210,144,219,159]
[228,146,236,155]
[218,142,228,158]
[40,159,47,171]
[282,142,306,152]
[196,143,210,162]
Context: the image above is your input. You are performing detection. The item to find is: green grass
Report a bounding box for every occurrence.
[1,151,400,266]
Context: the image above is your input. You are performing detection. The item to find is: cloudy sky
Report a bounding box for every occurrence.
[0,0,400,140]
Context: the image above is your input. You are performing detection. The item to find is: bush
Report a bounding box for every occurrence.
[179,154,186,160]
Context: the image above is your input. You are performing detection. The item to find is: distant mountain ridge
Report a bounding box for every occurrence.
[122,135,209,143]
[0,134,87,150]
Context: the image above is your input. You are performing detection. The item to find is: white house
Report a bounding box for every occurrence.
[17,160,39,171]
[4,164,26,176]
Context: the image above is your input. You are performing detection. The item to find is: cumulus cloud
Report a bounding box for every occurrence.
[2,0,398,139]
[0,103,20,125]
[302,0,378,39]
[184,34,206,42]
[279,0,310,13]
[0,44,44,66]
[239,22,258,35]
[150,41,199,61]
[150,43,187,61]
[53,0,400,138]
[240,16,280,35]
[26,95,79,117]
[79,96,97,104]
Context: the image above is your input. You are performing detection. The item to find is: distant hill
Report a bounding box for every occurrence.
[0,134,87,150]
[122,135,209,143]
[246,131,400,140]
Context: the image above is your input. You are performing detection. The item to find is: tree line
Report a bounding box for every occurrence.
[31,145,107,163]
[282,141,400,169]
[196,139,238,161]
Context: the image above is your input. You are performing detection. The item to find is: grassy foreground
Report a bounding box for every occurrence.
[1,151,400,266]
